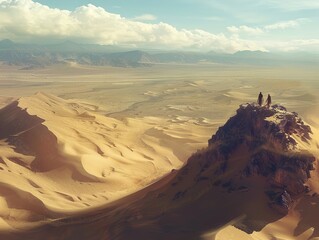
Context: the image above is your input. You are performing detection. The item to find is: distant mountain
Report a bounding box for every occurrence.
[0,39,15,48]
[152,51,207,63]
[107,50,155,67]
[0,39,318,67]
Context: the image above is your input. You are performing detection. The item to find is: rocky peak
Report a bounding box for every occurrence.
[209,103,312,152]
[203,103,317,213]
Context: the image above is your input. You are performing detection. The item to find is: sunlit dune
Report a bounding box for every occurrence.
[0,92,209,231]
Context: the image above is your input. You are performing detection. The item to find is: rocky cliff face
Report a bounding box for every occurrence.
[205,103,316,213]
[209,103,312,150]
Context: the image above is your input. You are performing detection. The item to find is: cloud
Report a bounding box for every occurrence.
[227,25,264,35]
[228,18,308,35]
[264,19,305,30]
[263,39,319,52]
[0,0,268,53]
[0,0,316,53]
[260,0,319,10]
[225,18,318,52]
[133,14,157,21]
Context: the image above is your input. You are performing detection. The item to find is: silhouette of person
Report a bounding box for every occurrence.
[258,92,263,106]
[266,94,272,108]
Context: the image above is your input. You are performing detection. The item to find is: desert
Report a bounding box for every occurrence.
[0,62,319,239]
[0,0,319,239]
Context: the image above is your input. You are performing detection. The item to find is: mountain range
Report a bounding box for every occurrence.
[0,39,318,68]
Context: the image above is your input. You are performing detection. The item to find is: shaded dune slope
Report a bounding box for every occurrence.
[0,92,206,232]
[0,100,63,171]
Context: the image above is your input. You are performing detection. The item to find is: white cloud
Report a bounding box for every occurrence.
[264,19,306,30]
[260,0,319,10]
[0,0,268,53]
[228,18,308,35]
[0,0,317,53]
[227,25,264,35]
[133,14,157,21]
[263,39,319,52]
[225,18,318,52]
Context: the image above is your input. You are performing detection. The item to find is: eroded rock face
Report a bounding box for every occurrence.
[209,103,312,151]
[267,190,293,214]
[207,103,316,213]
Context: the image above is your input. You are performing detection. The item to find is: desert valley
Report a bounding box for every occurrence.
[0,0,319,239]
[0,61,319,239]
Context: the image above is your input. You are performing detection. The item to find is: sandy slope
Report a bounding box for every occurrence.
[0,92,211,231]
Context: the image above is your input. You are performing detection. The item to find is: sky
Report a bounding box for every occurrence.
[0,0,318,53]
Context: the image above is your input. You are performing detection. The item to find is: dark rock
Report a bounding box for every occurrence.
[268,190,293,214]
[205,103,316,213]
[209,103,313,151]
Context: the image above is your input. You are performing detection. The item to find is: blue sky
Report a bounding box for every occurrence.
[32,0,319,32]
[0,0,318,52]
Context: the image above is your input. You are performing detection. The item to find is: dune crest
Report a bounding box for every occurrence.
[0,92,208,231]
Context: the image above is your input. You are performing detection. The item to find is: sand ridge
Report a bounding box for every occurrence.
[0,92,211,231]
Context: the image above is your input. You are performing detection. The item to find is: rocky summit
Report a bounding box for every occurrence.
[209,103,313,150]
[207,103,316,214]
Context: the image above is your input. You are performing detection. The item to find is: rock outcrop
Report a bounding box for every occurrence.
[209,103,312,150]
[207,103,316,213]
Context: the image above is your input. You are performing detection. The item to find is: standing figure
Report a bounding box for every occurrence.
[266,94,272,108]
[258,92,263,106]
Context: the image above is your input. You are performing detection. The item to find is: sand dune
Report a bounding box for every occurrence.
[0,92,210,231]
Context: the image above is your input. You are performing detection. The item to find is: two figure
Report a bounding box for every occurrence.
[258,92,271,108]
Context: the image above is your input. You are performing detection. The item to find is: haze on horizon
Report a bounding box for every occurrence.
[0,0,318,53]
